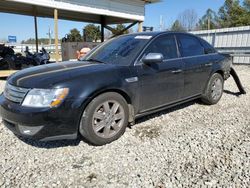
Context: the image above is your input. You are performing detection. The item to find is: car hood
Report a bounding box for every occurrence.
[8,61,115,88]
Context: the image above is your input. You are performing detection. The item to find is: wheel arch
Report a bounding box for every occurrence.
[203,69,224,94]
[214,70,224,78]
[201,71,224,105]
[80,88,135,123]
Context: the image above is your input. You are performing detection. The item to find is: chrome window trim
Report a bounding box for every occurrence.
[133,33,219,66]
[135,50,218,66]
[161,53,218,63]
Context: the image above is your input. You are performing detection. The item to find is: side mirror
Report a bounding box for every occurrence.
[142,53,164,64]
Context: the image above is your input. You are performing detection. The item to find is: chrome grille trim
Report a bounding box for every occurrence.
[4,83,30,103]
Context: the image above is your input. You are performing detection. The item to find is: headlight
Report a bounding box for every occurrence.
[22,88,69,108]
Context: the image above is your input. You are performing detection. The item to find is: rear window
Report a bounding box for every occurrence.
[178,34,205,57]
[200,39,216,54]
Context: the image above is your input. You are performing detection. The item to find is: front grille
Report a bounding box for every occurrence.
[4,83,30,103]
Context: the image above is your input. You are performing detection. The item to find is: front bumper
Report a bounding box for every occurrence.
[0,94,80,141]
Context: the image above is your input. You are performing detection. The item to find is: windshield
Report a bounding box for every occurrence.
[83,35,151,65]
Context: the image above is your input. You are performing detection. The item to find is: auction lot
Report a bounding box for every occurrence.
[0,65,249,187]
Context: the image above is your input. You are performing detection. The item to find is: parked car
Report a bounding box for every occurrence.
[0,32,232,145]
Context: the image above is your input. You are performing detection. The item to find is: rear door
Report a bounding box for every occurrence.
[176,34,213,98]
[136,34,184,112]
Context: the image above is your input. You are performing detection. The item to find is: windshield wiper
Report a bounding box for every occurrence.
[87,58,106,64]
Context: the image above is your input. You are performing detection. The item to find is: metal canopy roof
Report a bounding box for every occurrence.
[0,0,160,62]
[0,0,160,24]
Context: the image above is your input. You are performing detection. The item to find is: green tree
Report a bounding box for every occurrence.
[21,38,55,45]
[170,20,186,32]
[112,24,129,35]
[198,9,218,30]
[218,0,250,27]
[243,0,250,11]
[67,28,82,42]
[84,24,101,42]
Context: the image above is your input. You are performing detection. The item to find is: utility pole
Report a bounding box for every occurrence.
[47,27,53,45]
[207,13,211,39]
[208,15,211,30]
[160,15,164,31]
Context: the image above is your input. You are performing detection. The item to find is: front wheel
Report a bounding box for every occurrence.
[201,73,224,105]
[79,92,129,146]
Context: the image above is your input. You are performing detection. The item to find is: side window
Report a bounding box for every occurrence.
[144,35,178,60]
[178,34,205,57]
[200,39,216,54]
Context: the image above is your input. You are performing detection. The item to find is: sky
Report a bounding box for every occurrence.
[0,0,227,42]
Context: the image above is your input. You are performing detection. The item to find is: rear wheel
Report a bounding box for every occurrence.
[79,92,129,146]
[201,73,224,105]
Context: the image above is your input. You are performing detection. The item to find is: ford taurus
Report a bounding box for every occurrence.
[0,32,232,145]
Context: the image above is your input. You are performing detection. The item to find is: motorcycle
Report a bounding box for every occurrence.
[0,44,18,70]
[24,47,51,66]
[0,45,54,70]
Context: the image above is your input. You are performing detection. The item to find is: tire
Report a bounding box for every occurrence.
[201,73,224,105]
[79,92,129,146]
[5,55,16,70]
[0,59,8,70]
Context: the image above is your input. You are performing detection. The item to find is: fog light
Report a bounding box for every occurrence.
[18,125,43,136]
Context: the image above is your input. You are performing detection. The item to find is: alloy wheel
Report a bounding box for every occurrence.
[211,78,223,101]
[92,100,125,138]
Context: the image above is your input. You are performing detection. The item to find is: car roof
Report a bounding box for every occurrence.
[124,31,199,38]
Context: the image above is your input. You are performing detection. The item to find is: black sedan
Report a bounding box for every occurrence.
[0,32,232,145]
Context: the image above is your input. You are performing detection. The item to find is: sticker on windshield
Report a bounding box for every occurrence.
[135,36,152,40]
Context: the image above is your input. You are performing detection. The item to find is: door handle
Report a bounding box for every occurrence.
[171,69,183,74]
[205,63,212,67]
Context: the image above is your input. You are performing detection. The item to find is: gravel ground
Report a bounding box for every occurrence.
[0,65,249,187]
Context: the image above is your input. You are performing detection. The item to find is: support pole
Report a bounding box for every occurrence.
[33,7,38,53]
[54,9,59,62]
[101,16,105,42]
[138,22,143,32]
[104,25,116,33]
